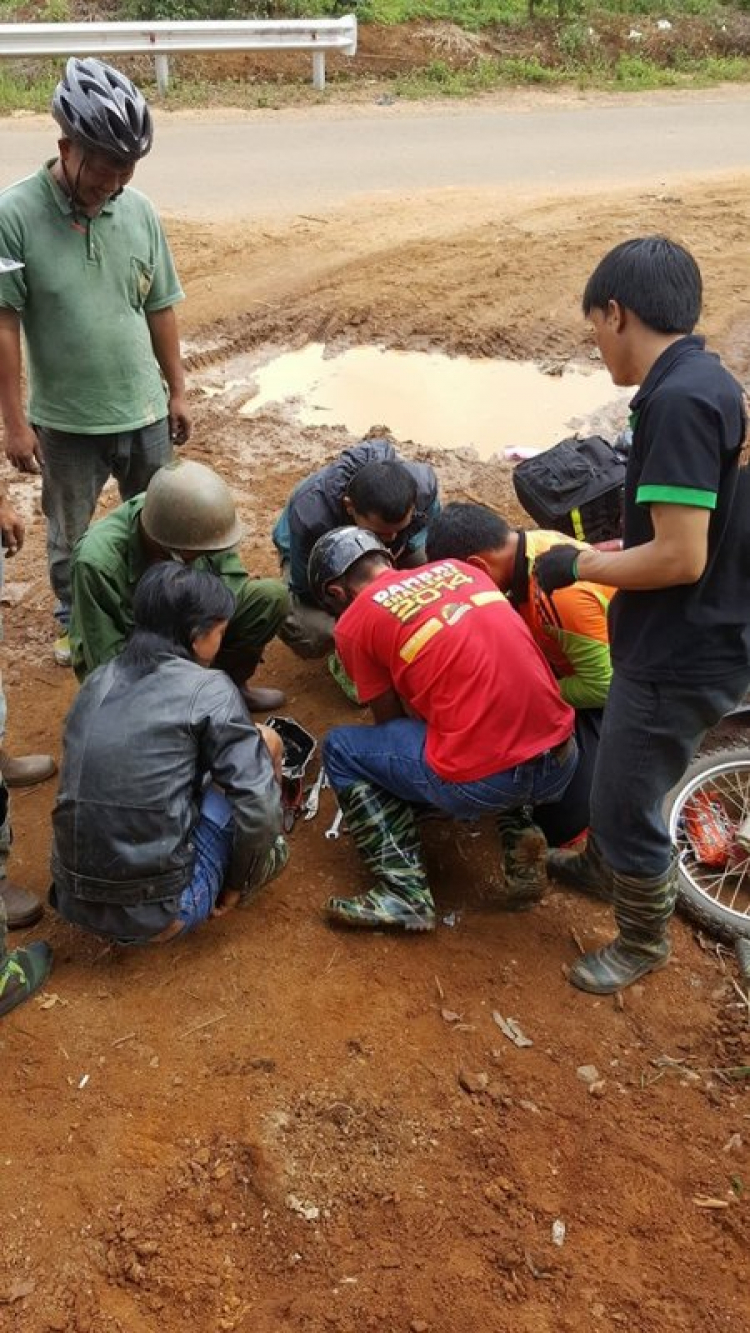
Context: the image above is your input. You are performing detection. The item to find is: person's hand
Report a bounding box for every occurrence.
[4,422,42,474]
[0,499,25,556]
[168,393,192,447]
[533,545,581,594]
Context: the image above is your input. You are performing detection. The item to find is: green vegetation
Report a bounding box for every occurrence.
[0,0,737,21]
[0,0,748,108]
[357,1,728,22]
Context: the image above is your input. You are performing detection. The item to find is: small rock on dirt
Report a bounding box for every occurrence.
[4,1278,36,1303]
[576,1064,601,1086]
[458,1068,489,1095]
[411,1322,429,1333]
[286,1194,320,1223]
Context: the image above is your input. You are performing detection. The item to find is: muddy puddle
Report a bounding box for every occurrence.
[195,343,631,458]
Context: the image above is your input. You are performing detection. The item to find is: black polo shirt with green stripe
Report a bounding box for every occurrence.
[609,335,749,682]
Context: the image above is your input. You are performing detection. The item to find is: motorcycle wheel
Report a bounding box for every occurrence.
[665,747,750,943]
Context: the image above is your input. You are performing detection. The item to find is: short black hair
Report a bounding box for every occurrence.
[346,551,394,589]
[425,502,511,562]
[582,236,702,333]
[121,562,235,674]
[347,461,417,523]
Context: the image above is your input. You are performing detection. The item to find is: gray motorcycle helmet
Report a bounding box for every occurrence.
[308,526,393,614]
[52,57,153,163]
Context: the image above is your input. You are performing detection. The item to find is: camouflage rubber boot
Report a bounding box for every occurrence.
[327,651,363,706]
[0,896,52,1020]
[325,782,435,931]
[241,835,290,906]
[569,861,678,995]
[547,835,615,903]
[497,811,548,911]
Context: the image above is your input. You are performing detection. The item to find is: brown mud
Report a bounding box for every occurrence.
[2,174,750,1332]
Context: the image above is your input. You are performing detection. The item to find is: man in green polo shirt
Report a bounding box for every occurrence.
[69,459,288,713]
[0,58,190,668]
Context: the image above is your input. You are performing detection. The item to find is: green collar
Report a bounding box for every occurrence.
[41,159,116,219]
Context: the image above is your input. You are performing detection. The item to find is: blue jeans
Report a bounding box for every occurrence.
[323,718,577,818]
[591,667,750,879]
[37,420,172,627]
[176,788,234,932]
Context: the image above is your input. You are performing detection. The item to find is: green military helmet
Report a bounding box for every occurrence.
[141,460,245,553]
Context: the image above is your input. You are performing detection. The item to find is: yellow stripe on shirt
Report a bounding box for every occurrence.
[470,590,505,607]
[399,617,444,663]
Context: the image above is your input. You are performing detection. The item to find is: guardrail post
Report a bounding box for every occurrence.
[155,51,170,96]
[312,49,325,91]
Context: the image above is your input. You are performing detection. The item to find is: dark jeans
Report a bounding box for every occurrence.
[323,717,577,818]
[591,667,750,879]
[37,420,172,627]
[535,708,601,847]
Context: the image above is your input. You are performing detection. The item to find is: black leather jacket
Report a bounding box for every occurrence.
[51,655,282,906]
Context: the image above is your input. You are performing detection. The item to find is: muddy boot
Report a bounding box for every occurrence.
[0,942,52,1018]
[569,862,678,995]
[0,881,44,929]
[0,751,57,789]
[498,810,548,911]
[327,651,362,705]
[241,835,290,905]
[547,836,615,903]
[0,895,52,1019]
[239,684,286,713]
[325,782,435,931]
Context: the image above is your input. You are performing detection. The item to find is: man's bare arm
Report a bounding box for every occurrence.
[576,503,710,590]
[0,310,41,473]
[146,306,191,446]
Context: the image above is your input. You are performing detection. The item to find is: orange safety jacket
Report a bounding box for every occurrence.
[510,530,615,711]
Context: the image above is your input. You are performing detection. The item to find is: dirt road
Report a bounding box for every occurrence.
[2,91,750,1333]
[2,88,750,219]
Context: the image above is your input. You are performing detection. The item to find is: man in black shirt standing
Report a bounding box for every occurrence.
[534,236,750,994]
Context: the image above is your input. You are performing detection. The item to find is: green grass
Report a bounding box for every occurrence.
[391,49,750,95]
[0,0,748,111]
[0,68,59,115]
[1,46,748,115]
[359,0,731,25]
[0,0,731,24]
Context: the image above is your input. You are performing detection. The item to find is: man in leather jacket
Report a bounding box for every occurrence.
[51,563,286,944]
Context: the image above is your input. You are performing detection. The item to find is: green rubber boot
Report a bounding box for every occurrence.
[327,651,363,706]
[0,941,52,1019]
[547,836,615,903]
[497,810,548,911]
[241,835,290,905]
[569,861,678,995]
[326,782,436,931]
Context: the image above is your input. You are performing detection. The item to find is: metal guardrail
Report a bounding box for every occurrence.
[0,16,358,94]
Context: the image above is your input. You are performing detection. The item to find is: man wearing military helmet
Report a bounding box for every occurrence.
[0,57,189,669]
[69,460,288,712]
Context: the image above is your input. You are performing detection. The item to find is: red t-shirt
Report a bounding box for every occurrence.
[335,559,574,782]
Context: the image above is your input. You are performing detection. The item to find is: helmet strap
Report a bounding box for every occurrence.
[59,155,85,225]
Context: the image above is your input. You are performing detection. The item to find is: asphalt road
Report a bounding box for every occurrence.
[0,91,748,219]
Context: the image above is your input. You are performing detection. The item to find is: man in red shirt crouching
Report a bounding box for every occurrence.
[310,528,577,931]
